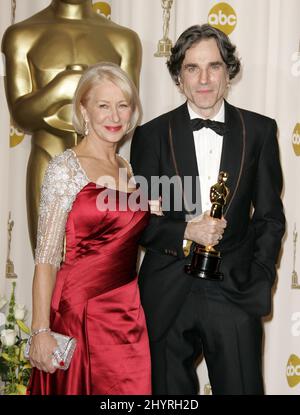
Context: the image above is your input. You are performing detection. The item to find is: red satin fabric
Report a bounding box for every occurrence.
[27,183,151,395]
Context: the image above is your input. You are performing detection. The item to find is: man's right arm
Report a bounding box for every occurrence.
[130,125,227,257]
[130,125,187,259]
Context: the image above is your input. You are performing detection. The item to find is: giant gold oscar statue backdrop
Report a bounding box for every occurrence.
[1,0,142,252]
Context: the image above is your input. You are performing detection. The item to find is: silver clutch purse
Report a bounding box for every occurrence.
[24,331,77,370]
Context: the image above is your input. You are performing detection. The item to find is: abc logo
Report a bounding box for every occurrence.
[286,354,300,387]
[92,2,111,19]
[10,122,25,147]
[208,2,237,35]
[292,123,300,156]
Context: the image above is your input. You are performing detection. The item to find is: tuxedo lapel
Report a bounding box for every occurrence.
[220,101,245,217]
[169,103,201,216]
[167,101,245,218]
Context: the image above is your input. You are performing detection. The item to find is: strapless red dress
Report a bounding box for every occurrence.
[27,183,151,395]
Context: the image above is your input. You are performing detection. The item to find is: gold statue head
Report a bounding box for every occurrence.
[218,171,228,183]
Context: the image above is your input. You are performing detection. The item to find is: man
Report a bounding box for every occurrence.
[130,24,285,395]
[2,0,141,251]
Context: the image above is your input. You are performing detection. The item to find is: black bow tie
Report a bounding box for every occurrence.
[190,118,226,136]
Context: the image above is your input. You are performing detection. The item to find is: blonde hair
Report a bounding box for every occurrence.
[72,62,142,136]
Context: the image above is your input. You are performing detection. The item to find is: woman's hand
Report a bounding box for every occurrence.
[29,332,58,374]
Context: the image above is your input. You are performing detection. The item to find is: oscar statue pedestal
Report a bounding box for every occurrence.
[185,245,223,280]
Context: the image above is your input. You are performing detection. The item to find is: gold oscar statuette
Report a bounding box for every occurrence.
[154,0,174,57]
[6,212,17,279]
[185,172,229,281]
[292,224,300,289]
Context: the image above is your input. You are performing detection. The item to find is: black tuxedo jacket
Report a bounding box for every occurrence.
[130,101,285,342]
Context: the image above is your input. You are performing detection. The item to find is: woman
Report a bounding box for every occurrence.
[27,62,151,395]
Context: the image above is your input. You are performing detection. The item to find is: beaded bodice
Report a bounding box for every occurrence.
[35,149,134,268]
[35,149,89,267]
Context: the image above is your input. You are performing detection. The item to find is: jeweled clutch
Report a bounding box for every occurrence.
[24,331,77,370]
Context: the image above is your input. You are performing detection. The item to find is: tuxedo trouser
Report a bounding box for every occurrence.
[150,278,264,395]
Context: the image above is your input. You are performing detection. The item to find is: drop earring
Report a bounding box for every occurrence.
[84,120,89,136]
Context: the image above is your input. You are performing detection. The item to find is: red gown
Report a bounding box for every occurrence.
[27,176,151,394]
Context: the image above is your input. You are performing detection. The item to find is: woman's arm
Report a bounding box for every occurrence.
[28,151,80,372]
[29,264,58,373]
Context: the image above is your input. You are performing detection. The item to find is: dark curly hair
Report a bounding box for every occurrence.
[167,24,241,85]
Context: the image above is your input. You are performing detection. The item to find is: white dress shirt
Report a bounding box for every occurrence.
[188,101,225,213]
